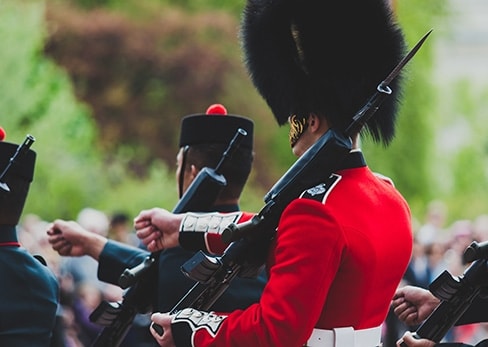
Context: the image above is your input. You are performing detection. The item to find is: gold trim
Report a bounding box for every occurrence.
[289,115,308,147]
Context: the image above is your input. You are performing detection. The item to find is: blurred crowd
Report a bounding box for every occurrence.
[18,207,141,347]
[16,201,488,347]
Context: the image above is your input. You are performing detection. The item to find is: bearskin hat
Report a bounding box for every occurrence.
[241,0,406,145]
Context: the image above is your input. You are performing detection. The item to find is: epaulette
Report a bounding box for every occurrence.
[299,174,342,204]
[373,172,395,187]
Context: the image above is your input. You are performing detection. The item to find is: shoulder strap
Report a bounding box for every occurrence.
[299,174,342,204]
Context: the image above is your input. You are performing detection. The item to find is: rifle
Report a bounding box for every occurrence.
[401,241,488,346]
[89,128,248,347]
[159,30,432,323]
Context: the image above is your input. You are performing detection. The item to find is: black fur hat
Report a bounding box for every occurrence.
[241,0,406,145]
[0,141,36,226]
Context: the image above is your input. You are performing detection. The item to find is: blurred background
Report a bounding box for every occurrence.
[2,0,488,346]
[1,0,487,225]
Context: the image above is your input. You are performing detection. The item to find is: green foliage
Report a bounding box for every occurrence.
[363,0,448,220]
[377,0,488,223]
[433,80,488,222]
[0,0,177,221]
[43,2,292,193]
[57,0,244,19]
[6,0,488,226]
[44,3,246,168]
[95,159,179,216]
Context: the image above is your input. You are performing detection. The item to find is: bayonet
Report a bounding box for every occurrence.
[345,29,433,137]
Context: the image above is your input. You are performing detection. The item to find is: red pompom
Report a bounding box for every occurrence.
[205,104,227,115]
[0,127,5,141]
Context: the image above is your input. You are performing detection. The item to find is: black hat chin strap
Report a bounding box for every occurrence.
[0,225,18,244]
[178,146,190,198]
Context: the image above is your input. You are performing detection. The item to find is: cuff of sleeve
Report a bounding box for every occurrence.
[179,212,242,254]
[171,308,227,346]
[98,240,148,285]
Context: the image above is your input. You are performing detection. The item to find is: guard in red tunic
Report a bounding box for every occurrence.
[143,0,414,346]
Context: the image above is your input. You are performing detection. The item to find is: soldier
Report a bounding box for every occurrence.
[0,133,59,346]
[393,285,488,347]
[47,105,267,345]
[138,0,414,346]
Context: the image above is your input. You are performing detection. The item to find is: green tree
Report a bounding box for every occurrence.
[363,0,447,219]
[436,81,488,220]
[0,0,177,220]
[11,0,487,225]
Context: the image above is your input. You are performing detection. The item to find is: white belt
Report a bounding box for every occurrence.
[305,326,382,347]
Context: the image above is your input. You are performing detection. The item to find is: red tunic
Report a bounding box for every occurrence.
[174,159,413,347]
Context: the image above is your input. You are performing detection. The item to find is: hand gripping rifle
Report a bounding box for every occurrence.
[89,128,248,347]
[158,31,432,325]
[401,240,488,346]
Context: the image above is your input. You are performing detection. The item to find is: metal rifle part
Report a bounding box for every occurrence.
[345,29,433,137]
[401,241,488,346]
[464,240,488,264]
[0,134,36,192]
[214,128,247,174]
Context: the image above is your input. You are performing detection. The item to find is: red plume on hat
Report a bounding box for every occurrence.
[205,104,228,115]
[241,0,406,145]
[0,126,6,141]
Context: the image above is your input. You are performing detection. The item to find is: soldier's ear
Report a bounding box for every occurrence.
[189,165,199,181]
[308,114,321,133]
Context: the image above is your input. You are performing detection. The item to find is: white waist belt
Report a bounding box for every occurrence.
[305,326,382,347]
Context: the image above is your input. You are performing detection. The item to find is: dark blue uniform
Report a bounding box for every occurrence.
[0,226,59,346]
[96,204,266,346]
[98,204,266,313]
[94,107,263,345]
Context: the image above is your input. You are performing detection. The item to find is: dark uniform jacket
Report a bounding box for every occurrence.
[96,204,266,346]
[98,204,266,313]
[0,226,59,347]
